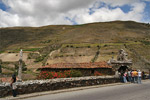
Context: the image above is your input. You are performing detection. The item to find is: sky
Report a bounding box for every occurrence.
[0,0,150,27]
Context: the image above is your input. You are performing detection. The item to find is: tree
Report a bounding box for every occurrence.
[14,61,27,75]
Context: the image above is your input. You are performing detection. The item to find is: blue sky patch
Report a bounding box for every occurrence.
[143,1,150,22]
[0,0,7,11]
[119,5,132,13]
[65,17,78,25]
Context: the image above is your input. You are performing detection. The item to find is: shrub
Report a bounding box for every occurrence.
[70,70,82,77]
[38,71,71,79]
[97,45,100,48]
[103,44,107,47]
[87,46,91,48]
[70,45,74,48]
[66,45,69,47]
[34,54,47,62]
[141,41,150,45]
[38,70,82,79]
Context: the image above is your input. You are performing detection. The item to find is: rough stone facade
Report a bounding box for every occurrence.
[0,76,119,98]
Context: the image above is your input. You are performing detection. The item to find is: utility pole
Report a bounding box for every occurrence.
[18,49,23,81]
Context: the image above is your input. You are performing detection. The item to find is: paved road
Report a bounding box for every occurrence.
[24,81,150,100]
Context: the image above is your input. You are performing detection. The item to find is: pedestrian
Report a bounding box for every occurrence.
[135,70,138,83]
[137,70,142,84]
[127,70,132,82]
[131,70,134,83]
[123,72,127,83]
[10,74,17,97]
[142,71,145,80]
[132,70,137,83]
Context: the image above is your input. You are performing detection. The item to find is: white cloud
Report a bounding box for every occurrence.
[0,0,149,27]
[65,1,146,24]
[98,0,139,7]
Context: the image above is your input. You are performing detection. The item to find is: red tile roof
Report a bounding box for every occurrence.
[39,62,112,69]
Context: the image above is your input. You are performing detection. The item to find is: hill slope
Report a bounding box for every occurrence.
[0,21,150,72]
[0,21,150,50]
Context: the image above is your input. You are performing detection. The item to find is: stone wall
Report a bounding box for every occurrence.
[0,76,119,98]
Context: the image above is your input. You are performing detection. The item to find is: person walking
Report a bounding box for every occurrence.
[10,74,17,97]
[132,70,136,83]
[137,70,142,84]
[123,72,127,83]
[142,71,146,80]
[127,70,132,82]
[131,70,134,83]
[135,70,138,83]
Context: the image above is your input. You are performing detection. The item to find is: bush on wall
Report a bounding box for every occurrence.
[38,70,83,79]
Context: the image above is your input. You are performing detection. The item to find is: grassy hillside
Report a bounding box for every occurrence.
[0,21,150,50]
[0,21,150,75]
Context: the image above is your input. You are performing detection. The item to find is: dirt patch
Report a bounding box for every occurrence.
[46,56,94,64]
[0,53,28,62]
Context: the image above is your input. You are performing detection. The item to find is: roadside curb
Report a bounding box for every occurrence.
[2,82,125,100]
[3,80,150,100]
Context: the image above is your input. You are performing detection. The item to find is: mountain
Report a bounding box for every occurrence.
[0,21,150,51]
[0,21,150,79]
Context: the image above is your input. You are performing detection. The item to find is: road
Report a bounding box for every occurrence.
[24,81,150,100]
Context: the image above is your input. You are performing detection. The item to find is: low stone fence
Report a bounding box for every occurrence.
[0,76,120,98]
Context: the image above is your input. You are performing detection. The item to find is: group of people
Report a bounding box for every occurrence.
[119,69,143,84]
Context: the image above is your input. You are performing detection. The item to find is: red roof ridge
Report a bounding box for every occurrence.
[41,61,112,69]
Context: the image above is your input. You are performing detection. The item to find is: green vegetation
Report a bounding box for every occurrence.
[28,53,40,59]
[34,54,47,62]
[2,65,15,71]
[0,51,4,54]
[91,47,100,62]
[141,41,150,45]
[14,61,27,75]
[62,42,141,48]
[70,70,82,77]
[23,48,40,51]
[15,48,40,52]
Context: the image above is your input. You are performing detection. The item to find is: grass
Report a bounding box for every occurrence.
[23,48,40,51]
[10,48,40,52]
[24,69,37,76]
[62,42,141,48]
[141,41,150,45]
[1,65,15,71]
[0,51,4,54]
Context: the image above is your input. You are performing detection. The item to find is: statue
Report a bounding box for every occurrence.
[108,49,132,66]
[117,49,128,61]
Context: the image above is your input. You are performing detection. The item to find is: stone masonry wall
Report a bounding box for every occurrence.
[0,76,119,98]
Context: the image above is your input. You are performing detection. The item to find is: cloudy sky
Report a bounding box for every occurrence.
[0,0,150,27]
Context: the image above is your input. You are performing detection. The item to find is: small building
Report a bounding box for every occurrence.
[38,62,113,76]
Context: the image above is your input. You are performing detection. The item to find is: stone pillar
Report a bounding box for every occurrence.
[18,49,23,81]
